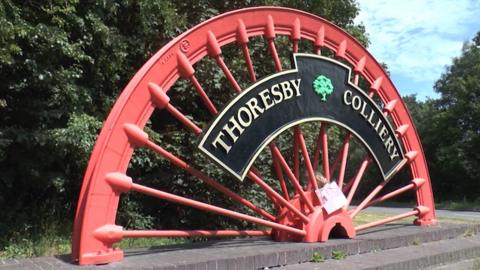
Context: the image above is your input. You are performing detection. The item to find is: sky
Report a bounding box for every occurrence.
[355,0,480,100]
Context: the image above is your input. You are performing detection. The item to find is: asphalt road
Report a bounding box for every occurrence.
[362,206,480,221]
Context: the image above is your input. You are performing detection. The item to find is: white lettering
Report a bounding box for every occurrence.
[259,89,274,110]
[211,78,305,152]
[291,79,302,96]
[352,95,362,110]
[374,118,382,132]
[389,147,400,160]
[245,97,264,119]
[367,110,377,127]
[360,102,369,119]
[343,89,402,162]
[237,107,253,127]
[343,90,353,105]
[280,81,294,100]
[271,84,283,104]
[379,125,389,141]
[223,116,244,143]
[212,132,231,153]
[384,136,395,156]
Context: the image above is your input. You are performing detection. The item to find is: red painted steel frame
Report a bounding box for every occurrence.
[72,6,436,265]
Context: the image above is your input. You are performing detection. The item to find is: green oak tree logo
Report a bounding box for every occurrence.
[313,75,334,101]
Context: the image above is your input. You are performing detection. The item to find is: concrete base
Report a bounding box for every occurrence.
[1,223,479,270]
[282,229,480,269]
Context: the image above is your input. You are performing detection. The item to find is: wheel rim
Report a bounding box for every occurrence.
[72,6,436,265]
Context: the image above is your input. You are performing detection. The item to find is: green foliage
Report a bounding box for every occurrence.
[436,198,480,212]
[2,0,479,260]
[0,222,70,259]
[409,238,421,246]
[0,0,368,256]
[115,237,187,250]
[474,258,480,270]
[463,227,476,238]
[430,34,480,200]
[311,251,326,263]
[4,0,478,259]
[332,249,347,260]
[404,32,480,201]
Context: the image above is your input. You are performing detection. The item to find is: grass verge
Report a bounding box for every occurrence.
[436,198,480,212]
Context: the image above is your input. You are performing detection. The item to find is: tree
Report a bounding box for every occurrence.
[424,32,480,200]
[0,0,368,250]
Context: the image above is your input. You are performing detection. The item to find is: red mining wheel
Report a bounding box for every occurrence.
[72,7,436,265]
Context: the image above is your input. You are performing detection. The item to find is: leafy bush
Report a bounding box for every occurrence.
[311,251,326,263]
[332,250,347,260]
[0,0,368,253]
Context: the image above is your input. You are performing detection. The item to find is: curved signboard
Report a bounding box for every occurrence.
[198,54,405,181]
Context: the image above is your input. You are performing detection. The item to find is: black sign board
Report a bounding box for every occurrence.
[198,54,405,181]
